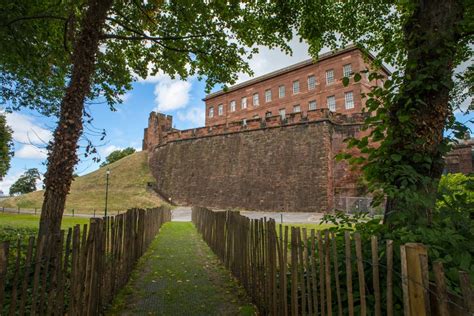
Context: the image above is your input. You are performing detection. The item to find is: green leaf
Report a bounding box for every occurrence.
[342,77,350,86]
[391,154,402,162]
[354,73,362,82]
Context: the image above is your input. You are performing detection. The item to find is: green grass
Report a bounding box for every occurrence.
[0,151,165,214]
[0,212,90,241]
[0,213,89,229]
[108,222,256,315]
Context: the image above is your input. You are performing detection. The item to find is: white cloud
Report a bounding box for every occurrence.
[5,112,52,145]
[100,145,122,157]
[236,37,315,83]
[16,144,48,159]
[153,76,192,112]
[118,92,132,103]
[177,107,205,126]
[0,171,21,195]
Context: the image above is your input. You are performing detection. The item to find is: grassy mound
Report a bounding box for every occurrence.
[0,151,163,214]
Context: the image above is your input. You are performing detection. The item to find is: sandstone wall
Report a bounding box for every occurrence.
[149,121,334,212]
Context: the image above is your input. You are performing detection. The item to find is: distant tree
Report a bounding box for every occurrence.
[9,168,41,196]
[100,147,136,167]
[0,114,14,179]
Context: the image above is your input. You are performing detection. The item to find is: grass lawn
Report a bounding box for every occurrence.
[0,151,165,214]
[108,222,255,315]
[0,213,90,241]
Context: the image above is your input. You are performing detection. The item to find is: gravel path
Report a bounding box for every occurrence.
[107,222,255,316]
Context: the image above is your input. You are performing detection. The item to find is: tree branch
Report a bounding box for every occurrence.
[101,33,217,41]
[2,15,67,27]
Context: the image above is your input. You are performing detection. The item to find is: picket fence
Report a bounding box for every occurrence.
[192,207,473,316]
[0,206,171,315]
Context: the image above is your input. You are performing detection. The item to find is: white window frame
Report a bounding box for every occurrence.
[343,64,352,78]
[253,93,259,106]
[208,107,214,118]
[326,69,335,85]
[292,80,300,94]
[293,105,301,113]
[327,96,336,112]
[241,97,247,109]
[279,108,286,120]
[279,85,285,98]
[230,100,236,112]
[308,100,317,111]
[218,104,223,116]
[265,89,272,102]
[307,75,316,90]
[344,91,354,109]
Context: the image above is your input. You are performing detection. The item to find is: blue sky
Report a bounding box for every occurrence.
[1,39,472,195]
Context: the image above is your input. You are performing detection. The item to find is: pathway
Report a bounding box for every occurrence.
[107,222,255,316]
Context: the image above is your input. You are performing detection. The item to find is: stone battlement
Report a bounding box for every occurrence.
[143,109,369,151]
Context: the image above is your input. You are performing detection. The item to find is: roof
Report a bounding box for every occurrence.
[204,45,391,101]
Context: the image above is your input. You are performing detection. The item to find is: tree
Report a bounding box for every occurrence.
[1,0,289,237]
[9,168,41,196]
[0,113,14,179]
[256,0,473,228]
[100,147,135,167]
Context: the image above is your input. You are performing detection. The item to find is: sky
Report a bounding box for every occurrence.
[1,38,472,195]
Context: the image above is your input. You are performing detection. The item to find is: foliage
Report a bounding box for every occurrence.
[322,192,474,297]
[254,0,473,226]
[9,168,41,196]
[100,147,135,167]
[1,0,295,236]
[437,173,474,210]
[0,113,14,179]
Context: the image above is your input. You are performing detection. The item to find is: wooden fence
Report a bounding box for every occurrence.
[192,207,473,316]
[0,206,171,315]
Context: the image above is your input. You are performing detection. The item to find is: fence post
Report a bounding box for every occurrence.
[400,243,429,316]
[72,209,74,217]
[17,206,20,214]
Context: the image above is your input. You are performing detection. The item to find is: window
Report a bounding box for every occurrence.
[279,85,285,98]
[343,64,352,78]
[230,100,236,112]
[218,104,223,115]
[327,96,336,112]
[293,105,301,113]
[265,89,272,102]
[253,114,259,119]
[345,91,354,109]
[265,111,272,118]
[293,80,300,94]
[308,100,317,110]
[307,75,316,90]
[208,106,214,118]
[241,97,247,109]
[326,69,334,85]
[253,93,259,106]
[279,109,286,120]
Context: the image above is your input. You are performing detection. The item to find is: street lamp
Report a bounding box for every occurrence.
[105,168,110,218]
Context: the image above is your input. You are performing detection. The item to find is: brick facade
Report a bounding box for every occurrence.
[444,141,473,174]
[204,46,389,127]
[144,109,367,212]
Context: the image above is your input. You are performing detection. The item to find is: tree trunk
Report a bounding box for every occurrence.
[39,0,113,238]
[383,0,463,225]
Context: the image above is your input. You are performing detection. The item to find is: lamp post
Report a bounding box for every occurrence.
[105,168,110,218]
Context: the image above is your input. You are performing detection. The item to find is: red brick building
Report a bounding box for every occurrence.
[204,46,390,127]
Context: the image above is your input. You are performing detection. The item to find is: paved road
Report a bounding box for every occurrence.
[171,207,325,223]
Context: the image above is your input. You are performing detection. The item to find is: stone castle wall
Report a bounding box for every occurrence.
[145,109,367,212]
